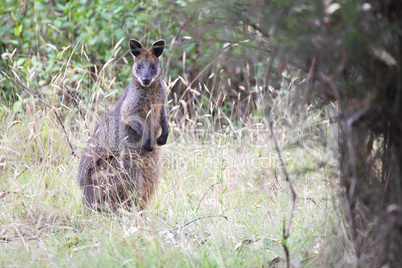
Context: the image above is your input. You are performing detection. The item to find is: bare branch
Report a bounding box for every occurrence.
[63,84,90,137]
[4,73,78,158]
[263,39,297,268]
[282,219,290,268]
[165,12,196,78]
[195,182,220,213]
[174,215,228,230]
[268,121,297,238]
[59,37,82,117]
[1,236,37,242]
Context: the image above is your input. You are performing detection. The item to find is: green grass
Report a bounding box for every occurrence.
[0,95,342,267]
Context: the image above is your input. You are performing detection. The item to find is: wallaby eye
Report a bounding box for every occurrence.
[137,64,142,70]
[150,64,156,70]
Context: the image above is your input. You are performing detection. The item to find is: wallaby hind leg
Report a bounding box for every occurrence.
[79,159,105,211]
[132,150,161,210]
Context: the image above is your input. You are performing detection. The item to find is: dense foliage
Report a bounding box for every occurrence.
[0,0,286,119]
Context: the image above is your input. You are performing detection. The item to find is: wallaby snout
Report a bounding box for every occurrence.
[142,77,151,87]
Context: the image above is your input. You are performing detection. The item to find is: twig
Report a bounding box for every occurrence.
[301,197,317,205]
[269,119,297,268]
[346,104,371,200]
[264,46,278,97]
[263,36,296,268]
[268,173,315,206]
[165,12,196,77]
[236,10,270,38]
[269,121,297,237]
[3,72,51,110]
[16,165,29,177]
[262,15,281,96]
[14,160,34,179]
[4,73,78,157]
[195,182,219,213]
[18,0,27,14]
[282,219,290,268]
[63,85,90,137]
[174,12,196,43]
[59,37,82,117]
[247,22,270,38]
[306,56,316,88]
[1,236,37,242]
[174,215,227,230]
[1,161,34,197]
[268,256,282,267]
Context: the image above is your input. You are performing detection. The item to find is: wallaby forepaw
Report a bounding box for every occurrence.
[143,140,154,151]
[156,135,167,146]
[144,144,153,152]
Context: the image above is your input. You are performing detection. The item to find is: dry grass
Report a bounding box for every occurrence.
[0,99,343,267]
[0,40,347,267]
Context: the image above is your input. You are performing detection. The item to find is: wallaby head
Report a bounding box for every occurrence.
[129,39,165,87]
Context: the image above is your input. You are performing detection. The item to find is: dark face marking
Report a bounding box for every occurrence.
[133,53,160,87]
[129,39,165,87]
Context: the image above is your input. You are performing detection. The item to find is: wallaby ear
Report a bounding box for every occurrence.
[129,39,144,57]
[150,39,165,58]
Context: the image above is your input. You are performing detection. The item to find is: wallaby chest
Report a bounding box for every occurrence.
[137,92,163,121]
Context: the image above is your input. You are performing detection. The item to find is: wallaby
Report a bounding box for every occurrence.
[77,39,169,211]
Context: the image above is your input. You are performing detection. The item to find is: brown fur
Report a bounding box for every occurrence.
[77,39,168,212]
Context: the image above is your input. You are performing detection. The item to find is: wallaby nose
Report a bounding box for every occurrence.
[143,78,151,86]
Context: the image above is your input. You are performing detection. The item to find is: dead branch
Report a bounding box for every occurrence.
[282,219,290,268]
[3,73,78,158]
[195,182,220,213]
[174,215,228,230]
[63,84,90,136]
[59,37,82,117]
[14,160,34,179]
[165,12,196,77]
[264,38,297,268]
[1,236,37,242]
[269,121,297,238]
